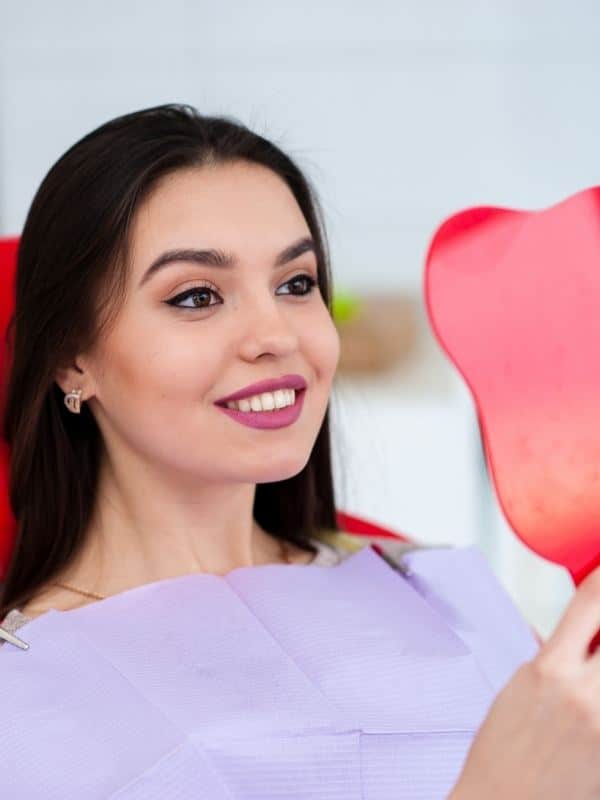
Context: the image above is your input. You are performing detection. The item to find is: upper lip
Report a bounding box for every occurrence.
[214,374,307,406]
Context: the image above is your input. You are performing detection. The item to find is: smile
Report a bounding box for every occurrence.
[215,388,306,429]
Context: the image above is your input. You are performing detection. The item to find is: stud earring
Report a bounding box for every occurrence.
[64,388,83,414]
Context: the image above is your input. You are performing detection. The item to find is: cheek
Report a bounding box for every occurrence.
[303,313,341,379]
[97,321,224,406]
[145,344,225,409]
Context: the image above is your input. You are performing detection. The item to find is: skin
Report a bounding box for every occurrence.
[20,159,341,616]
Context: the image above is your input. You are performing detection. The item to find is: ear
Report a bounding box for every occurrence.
[54,361,87,398]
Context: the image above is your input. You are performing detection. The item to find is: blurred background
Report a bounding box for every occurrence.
[2,0,599,637]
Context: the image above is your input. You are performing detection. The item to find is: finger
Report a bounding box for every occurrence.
[542,564,600,666]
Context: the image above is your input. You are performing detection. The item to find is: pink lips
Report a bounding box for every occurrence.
[214,374,307,406]
[215,387,306,430]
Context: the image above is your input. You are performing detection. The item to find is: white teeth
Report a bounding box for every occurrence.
[226,388,297,412]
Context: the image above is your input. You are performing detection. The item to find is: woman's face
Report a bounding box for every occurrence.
[80,160,341,486]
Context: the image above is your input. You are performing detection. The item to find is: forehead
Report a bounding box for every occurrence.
[128,161,310,269]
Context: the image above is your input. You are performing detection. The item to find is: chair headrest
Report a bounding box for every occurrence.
[0,237,19,579]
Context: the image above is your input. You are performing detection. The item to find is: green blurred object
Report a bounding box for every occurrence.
[332,290,362,324]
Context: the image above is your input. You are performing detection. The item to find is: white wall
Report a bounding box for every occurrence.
[2,0,600,292]
[2,0,596,636]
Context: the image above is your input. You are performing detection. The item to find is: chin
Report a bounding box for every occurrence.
[252,456,311,484]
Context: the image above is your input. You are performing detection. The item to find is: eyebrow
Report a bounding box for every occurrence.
[138,235,317,289]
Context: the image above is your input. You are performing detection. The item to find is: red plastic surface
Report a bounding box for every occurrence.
[424,188,600,653]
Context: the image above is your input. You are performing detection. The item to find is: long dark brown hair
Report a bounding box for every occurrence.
[0,103,343,619]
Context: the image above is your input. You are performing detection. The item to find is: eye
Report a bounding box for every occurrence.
[166,281,220,310]
[276,273,318,297]
[165,273,318,311]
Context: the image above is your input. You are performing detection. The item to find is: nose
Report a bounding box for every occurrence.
[236,290,299,361]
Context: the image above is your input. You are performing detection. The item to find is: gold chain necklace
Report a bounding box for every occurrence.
[50,538,293,601]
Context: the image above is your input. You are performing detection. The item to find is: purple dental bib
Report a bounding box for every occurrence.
[0,543,539,799]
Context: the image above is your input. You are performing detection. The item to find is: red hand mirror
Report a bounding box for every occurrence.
[424,187,600,653]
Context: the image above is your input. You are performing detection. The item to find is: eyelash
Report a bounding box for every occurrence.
[165,273,318,311]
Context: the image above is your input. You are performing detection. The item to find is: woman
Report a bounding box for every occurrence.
[0,104,598,799]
